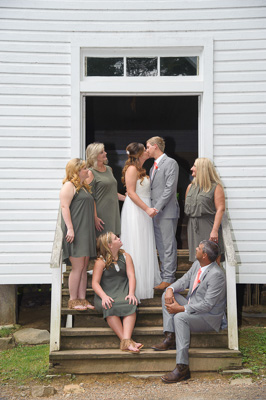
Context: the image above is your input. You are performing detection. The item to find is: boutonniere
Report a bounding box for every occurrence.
[155,164,158,170]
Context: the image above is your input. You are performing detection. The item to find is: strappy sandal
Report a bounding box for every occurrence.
[120,339,140,354]
[68,299,87,311]
[132,340,144,350]
[79,299,95,310]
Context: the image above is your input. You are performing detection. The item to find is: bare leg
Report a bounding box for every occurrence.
[69,256,87,310]
[106,316,123,340]
[77,256,89,299]
[122,313,136,339]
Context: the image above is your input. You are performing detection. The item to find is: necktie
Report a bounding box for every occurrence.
[151,161,158,179]
[191,267,202,293]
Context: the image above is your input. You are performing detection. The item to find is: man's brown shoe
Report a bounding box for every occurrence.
[161,364,191,383]
[154,281,171,290]
[151,332,176,351]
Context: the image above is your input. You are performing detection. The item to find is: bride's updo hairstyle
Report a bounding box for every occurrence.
[121,142,147,185]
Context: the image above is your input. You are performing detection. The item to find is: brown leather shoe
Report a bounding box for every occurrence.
[161,364,191,383]
[151,332,176,351]
[154,281,171,290]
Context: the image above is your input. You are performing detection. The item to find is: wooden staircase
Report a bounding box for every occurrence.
[49,250,242,374]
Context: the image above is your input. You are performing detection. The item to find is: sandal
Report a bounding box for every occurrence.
[120,339,140,354]
[68,299,87,311]
[79,299,95,310]
[133,340,144,350]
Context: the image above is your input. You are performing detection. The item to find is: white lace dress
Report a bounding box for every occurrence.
[120,177,162,300]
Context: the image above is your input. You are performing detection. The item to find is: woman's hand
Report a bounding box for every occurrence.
[209,228,218,243]
[66,227,74,243]
[125,294,138,305]
[102,295,114,309]
[95,216,105,232]
[146,207,158,218]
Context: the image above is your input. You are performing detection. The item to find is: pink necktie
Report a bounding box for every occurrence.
[151,161,157,179]
[191,267,202,293]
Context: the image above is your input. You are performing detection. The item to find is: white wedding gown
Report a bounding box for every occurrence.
[121,177,162,300]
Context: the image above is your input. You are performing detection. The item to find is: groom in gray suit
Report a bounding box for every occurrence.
[152,240,226,383]
[146,136,180,290]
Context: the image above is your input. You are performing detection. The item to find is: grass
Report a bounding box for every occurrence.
[0,344,49,384]
[239,326,266,375]
[0,326,18,338]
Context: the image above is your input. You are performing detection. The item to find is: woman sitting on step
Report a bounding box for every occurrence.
[92,232,143,353]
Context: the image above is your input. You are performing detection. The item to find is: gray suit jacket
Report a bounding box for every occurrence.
[171,260,226,332]
[150,155,180,219]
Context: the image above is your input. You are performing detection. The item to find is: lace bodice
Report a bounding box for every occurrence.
[135,177,151,198]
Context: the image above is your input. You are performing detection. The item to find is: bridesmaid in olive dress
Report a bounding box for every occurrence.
[60,158,96,310]
[185,158,225,264]
[86,142,125,236]
[92,232,143,353]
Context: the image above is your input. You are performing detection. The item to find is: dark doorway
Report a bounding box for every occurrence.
[85,95,198,248]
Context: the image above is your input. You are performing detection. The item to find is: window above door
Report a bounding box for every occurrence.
[85,56,199,77]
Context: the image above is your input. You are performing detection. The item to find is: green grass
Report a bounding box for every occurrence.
[239,326,266,375]
[0,344,49,384]
[0,327,17,338]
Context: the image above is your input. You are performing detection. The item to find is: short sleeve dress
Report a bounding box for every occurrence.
[89,166,121,236]
[184,183,224,262]
[94,253,137,319]
[61,185,96,264]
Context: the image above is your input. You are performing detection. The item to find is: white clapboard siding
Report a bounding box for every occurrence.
[0,0,266,284]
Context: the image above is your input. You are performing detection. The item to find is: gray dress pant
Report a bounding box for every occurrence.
[153,217,178,283]
[162,292,214,365]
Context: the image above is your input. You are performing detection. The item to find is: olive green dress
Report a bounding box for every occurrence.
[185,183,224,262]
[90,166,121,236]
[94,253,137,319]
[61,186,96,264]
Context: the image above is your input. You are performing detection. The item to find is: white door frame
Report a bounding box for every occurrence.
[71,34,213,159]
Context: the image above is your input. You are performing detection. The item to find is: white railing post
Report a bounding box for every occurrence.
[50,208,63,352]
[222,213,239,351]
[225,256,239,350]
[50,259,62,352]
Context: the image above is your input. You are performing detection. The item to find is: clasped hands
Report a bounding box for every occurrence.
[146,207,158,218]
[165,288,185,314]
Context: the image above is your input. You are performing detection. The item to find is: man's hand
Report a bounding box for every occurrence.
[165,288,174,304]
[165,297,185,314]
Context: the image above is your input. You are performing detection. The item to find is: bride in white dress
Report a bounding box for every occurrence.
[121,143,162,300]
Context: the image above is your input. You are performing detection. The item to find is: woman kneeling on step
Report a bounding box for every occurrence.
[92,232,143,353]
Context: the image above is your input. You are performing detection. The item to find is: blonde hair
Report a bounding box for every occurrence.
[62,158,91,193]
[86,142,108,169]
[192,158,223,192]
[146,136,165,152]
[97,232,124,269]
[121,142,146,186]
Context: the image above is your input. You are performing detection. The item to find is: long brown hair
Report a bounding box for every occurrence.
[97,232,125,269]
[121,142,147,185]
[62,158,91,193]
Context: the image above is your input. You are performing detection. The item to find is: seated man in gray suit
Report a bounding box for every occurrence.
[146,136,179,290]
[152,240,226,383]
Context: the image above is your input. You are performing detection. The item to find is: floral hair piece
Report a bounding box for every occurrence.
[126,150,130,155]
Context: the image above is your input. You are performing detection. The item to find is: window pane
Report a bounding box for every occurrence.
[85,57,124,76]
[160,57,198,76]
[126,57,158,76]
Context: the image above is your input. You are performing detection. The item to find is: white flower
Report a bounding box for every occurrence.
[126,151,130,155]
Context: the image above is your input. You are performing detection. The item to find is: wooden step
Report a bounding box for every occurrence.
[61,307,164,327]
[61,288,188,308]
[63,270,190,289]
[63,249,192,288]
[49,348,242,374]
[60,327,228,350]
